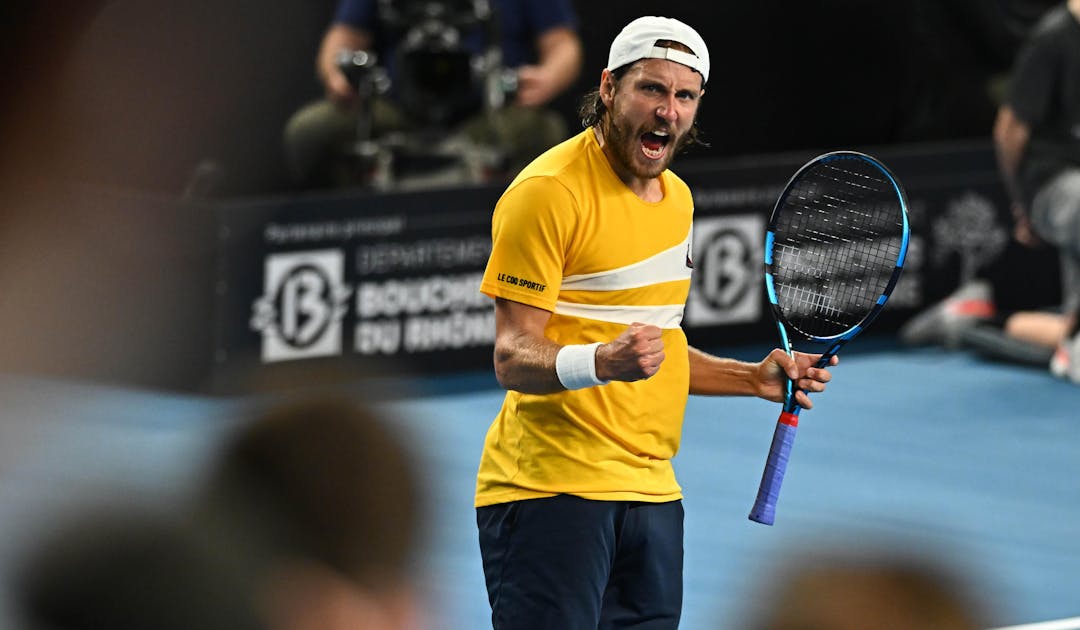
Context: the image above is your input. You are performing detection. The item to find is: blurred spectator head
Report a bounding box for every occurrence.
[14,509,264,630]
[745,547,988,630]
[195,394,427,628]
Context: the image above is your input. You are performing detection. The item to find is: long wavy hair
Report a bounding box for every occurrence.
[577,54,708,152]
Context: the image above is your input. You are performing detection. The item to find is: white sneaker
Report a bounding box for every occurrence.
[899,280,995,348]
[1049,332,1080,384]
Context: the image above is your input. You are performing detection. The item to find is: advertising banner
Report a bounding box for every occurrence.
[213,143,1045,389]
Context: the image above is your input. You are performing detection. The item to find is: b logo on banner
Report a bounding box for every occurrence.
[250,249,351,362]
[684,215,764,326]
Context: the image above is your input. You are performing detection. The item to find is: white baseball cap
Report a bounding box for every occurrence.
[607,16,710,84]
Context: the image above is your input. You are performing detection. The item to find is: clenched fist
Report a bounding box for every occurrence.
[596,323,665,382]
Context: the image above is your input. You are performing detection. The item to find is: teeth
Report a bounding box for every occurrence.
[652,131,669,137]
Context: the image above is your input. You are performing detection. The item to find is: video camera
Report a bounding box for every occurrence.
[380,0,509,127]
[335,0,514,189]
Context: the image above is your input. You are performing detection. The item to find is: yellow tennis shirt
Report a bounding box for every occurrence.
[476,129,696,507]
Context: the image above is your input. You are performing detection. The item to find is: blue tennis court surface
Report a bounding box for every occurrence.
[1,339,1077,628]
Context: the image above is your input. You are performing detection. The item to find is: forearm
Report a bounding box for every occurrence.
[317,24,371,84]
[687,346,760,396]
[493,331,564,394]
[992,106,1030,204]
[491,298,665,392]
[522,26,583,104]
[996,146,1025,206]
[533,28,582,99]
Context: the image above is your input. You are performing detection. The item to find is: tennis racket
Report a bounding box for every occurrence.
[748,151,910,526]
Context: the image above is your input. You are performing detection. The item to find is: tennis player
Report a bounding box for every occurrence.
[475,15,837,629]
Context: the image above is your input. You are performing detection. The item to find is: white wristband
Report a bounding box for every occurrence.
[555,342,609,390]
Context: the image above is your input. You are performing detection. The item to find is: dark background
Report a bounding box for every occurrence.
[0,0,1063,390]
[0,0,1061,198]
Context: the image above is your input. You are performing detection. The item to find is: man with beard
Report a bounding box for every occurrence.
[475,16,838,629]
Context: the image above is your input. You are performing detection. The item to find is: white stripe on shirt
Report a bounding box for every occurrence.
[560,227,693,292]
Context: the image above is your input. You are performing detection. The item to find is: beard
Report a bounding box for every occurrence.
[602,114,690,180]
[604,115,669,181]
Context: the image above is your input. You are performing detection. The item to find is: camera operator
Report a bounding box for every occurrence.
[284,0,582,190]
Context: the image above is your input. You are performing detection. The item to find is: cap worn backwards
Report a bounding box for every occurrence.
[607,16,710,84]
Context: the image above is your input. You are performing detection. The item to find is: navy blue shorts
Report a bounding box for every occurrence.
[477,495,684,629]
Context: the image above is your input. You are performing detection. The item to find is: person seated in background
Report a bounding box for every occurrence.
[901,0,1080,378]
[993,0,1080,383]
[284,0,582,190]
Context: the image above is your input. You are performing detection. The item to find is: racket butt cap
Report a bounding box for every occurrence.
[748,507,775,526]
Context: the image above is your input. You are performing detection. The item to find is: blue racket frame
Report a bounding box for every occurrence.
[749,151,911,526]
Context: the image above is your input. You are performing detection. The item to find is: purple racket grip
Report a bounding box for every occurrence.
[749,411,800,525]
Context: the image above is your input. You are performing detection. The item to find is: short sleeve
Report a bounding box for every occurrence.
[1007,33,1059,127]
[480,176,578,311]
[332,0,377,29]
[523,0,579,35]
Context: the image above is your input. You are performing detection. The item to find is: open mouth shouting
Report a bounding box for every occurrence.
[640,129,671,161]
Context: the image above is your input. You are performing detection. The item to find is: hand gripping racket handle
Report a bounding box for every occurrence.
[748,409,800,525]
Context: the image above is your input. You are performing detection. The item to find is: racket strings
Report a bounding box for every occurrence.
[771,160,905,339]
